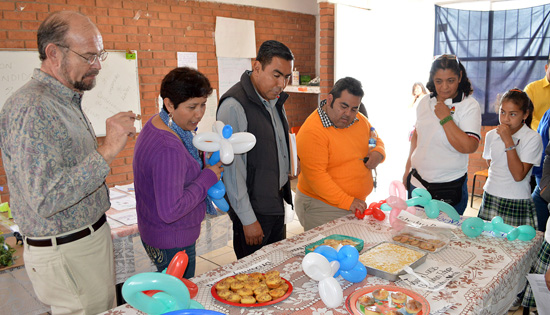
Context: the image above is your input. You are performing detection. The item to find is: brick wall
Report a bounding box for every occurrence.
[318,2,334,98]
[0,0,317,203]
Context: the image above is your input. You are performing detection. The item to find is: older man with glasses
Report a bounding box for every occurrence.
[0,11,137,315]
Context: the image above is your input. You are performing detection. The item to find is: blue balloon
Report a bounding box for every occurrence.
[337,245,359,271]
[339,261,367,283]
[222,125,233,139]
[212,198,229,212]
[314,245,338,261]
[207,181,226,199]
[208,151,220,165]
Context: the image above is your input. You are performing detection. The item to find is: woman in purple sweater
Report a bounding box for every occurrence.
[133,67,223,278]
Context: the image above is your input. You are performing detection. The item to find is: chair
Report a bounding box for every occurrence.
[470,169,488,207]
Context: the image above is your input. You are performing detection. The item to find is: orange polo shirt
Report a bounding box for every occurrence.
[296,111,385,210]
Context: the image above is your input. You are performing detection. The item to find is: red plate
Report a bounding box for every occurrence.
[345,285,430,315]
[211,275,293,307]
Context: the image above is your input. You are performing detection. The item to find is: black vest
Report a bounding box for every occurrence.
[218,71,293,215]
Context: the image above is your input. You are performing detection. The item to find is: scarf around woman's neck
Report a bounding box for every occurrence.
[159,109,217,215]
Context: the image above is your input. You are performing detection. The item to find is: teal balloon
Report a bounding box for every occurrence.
[517,225,536,241]
[339,261,367,283]
[436,200,460,221]
[507,228,519,241]
[461,217,484,238]
[380,203,392,211]
[122,272,203,315]
[424,201,439,219]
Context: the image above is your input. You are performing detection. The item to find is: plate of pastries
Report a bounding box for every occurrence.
[345,285,429,315]
[211,270,292,307]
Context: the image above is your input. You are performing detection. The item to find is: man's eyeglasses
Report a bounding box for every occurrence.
[57,44,108,65]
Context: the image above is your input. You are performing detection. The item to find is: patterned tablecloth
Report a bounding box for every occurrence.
[100,212,543,315]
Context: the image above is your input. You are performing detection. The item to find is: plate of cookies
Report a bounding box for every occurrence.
[211,270,293,307]
[345,285,429,315]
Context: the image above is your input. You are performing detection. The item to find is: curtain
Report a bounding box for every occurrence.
[434,4,550,125]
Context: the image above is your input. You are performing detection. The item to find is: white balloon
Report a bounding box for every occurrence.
[219,139,234,164]
[319,277,343,308]
[329,260,340,277]
[229,133,256,154]
[212,121,226,137]
[302,253,333,281]
[192,132,221,152]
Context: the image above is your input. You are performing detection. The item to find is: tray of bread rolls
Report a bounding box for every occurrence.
[211,270,292,307]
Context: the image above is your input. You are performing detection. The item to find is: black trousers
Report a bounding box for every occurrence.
[228,209,286,260]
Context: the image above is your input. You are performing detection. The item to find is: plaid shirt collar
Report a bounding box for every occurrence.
[317,99,358,128]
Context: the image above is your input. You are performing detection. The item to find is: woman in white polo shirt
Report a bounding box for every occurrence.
[403,54,482,215]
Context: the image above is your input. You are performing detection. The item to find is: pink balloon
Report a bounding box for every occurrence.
[386,196,407,210]
[389,180,407,199]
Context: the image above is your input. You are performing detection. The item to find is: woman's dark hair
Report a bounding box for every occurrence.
[160,67,212,111]
[256,40,294,69]
[495,88,534,129]
[426,54,473,97]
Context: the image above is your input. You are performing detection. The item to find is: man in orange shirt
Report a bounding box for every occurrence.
[295,77,385,230]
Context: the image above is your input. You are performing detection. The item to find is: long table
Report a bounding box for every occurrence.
[99,212,543,315]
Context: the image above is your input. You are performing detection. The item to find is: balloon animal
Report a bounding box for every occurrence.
[461,216,536,241]
[302,245,367,308]
[355,201,386,221]
[381,182,460,225]
[193,121,256,212]
[122,272,204,315]
[143,251,198,299]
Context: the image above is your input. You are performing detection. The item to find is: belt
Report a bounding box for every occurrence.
[25,214,106,247]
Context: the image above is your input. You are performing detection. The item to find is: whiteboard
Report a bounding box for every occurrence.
[0,50,141,136]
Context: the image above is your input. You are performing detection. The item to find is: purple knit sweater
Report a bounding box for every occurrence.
[133,117,218,249]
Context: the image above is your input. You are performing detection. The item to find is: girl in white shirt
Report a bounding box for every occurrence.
[479,89,543,228]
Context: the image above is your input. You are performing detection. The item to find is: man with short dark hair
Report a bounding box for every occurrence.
[0,11,137,314]
[295,77,385,231]
[217,40,294,259]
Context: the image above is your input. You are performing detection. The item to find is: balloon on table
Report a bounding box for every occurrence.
[192,121,256,212]
[122,272,204,315]
[302,244,367,308]
[461,216,536,241]
[144,251,199,299]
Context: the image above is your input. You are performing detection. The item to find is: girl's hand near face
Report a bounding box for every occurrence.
[496,124,514,147]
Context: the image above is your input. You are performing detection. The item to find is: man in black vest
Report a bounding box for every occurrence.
[217,40,294,259]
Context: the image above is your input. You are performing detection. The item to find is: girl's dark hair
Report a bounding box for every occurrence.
[426,54,473,97]
[496,88,534,129]
[160,67,212,111]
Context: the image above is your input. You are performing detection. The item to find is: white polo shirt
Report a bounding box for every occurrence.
[483,124,542,199]
[411,93,481,185]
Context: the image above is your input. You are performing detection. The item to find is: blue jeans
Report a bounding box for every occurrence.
[407,175,468,215]
[532,184,549,232]
[141,240,196,279]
